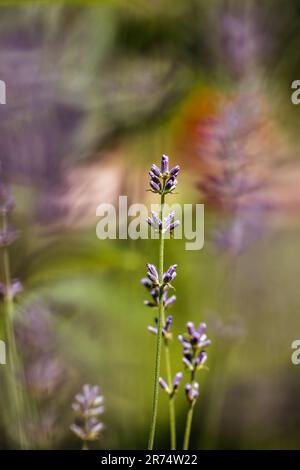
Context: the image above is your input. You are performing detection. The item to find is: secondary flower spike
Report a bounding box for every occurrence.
[70,384,104,445]
[179,321,211,373]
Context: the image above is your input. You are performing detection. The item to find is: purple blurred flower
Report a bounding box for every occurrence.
[0,278,23,300]
[0,179,14,214]
[0,228,20,247]
[70,384,104,443]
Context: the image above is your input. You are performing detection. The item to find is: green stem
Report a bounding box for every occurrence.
[2,211,27,449]
[183,403,194,450]
[148,193,165,450]
[183,370,196,450]
[164,342,176,450]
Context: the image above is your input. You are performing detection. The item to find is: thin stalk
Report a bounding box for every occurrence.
[148,193,165,450]
[183,369,196,450]
[183,403,194,450]
[164,341,176,450]
[2,211,27,449]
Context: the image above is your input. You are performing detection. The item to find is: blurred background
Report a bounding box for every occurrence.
[1,0,300,449]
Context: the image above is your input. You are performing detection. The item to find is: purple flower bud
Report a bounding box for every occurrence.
[168,264,178,275]
[148,326,158,335]
[147,272,158,284]
[161,154,169,173]
[141,278,152,288]
[151,211,162,228]
[185,382,199,402]
[185,383,192,401]
[164,295,176,309]
[169,165,180,177]
[182,357,193,371]
[150,181,161,193]
[198,322,207,335]
[193,382,199,398]
[150,288,159,304]
[151,164,162,177]
[149,172,161,185]
[178,335,191,349]
[159,377,169,393]
[169,220,180,231]
[146,263,158,277]
[163,264,177,283]
[187,321,196,336]
[164,315,173,331]
[173,372,183,390]
[146,263,159,279]
[199,339,211,348]
[165,177,176,191]
[195,351,207,366]
[146,217,154,227]
[163,211,175,229]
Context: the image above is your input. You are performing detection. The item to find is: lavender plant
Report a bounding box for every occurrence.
[70,384,104,450]
[179,322,211,450]
[0,176,27,448]
[141,155,180,450]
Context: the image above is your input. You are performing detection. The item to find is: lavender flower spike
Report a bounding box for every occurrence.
[143,154,181,450]
[70,384,104,446]
[179,321,211,373]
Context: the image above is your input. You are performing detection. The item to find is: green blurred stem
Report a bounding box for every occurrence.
[2,211,27,449]
[183,370,196,450]
[164,341,176,450]
[148,192,165,450]
[183,402,194,450]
